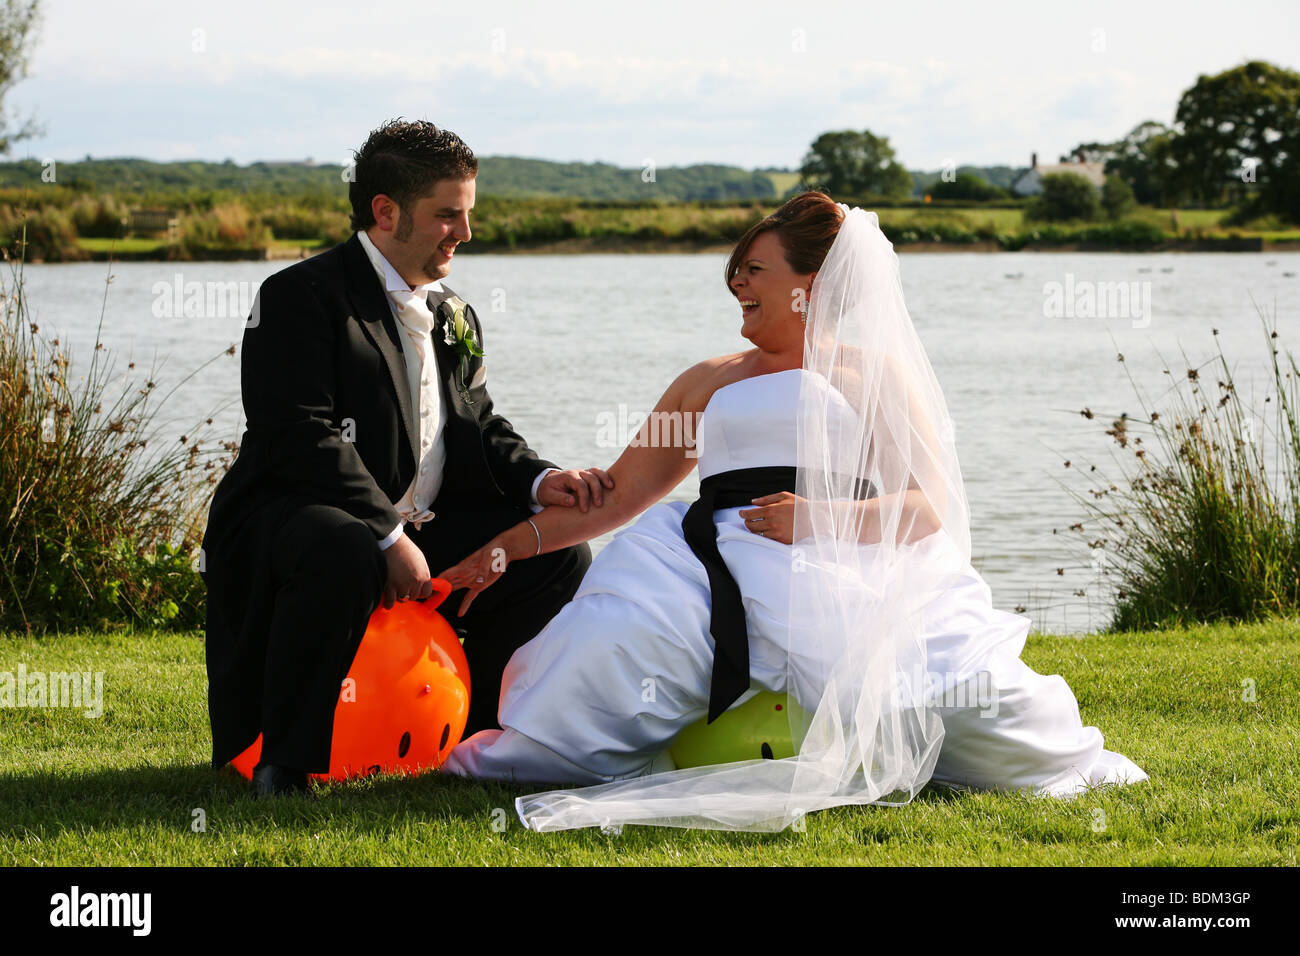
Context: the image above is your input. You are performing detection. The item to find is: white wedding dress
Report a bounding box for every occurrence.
[442,368,1149,799]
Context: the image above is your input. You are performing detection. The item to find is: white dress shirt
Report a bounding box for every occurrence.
[355,231,555,552]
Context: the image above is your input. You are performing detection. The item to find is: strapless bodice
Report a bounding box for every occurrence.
[695,368,858,480]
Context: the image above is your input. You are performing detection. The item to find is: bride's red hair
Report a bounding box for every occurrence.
[724,191,845,295]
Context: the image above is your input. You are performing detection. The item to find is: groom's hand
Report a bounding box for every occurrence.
[537,467,614,513]
[381,533,433,609]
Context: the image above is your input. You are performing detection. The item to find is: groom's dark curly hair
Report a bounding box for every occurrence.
[349,119,478,231]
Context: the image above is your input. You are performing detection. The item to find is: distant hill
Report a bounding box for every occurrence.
[0,156,1027,203]
[474,157,776,200]
[0,158,349,197]
[0,156,777,201]
[910,165,1025,196]
[764,165,1026,199]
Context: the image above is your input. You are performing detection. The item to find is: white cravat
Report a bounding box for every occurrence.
[357,230,447,541]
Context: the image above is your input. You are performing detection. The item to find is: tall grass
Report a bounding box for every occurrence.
[0,201,85,261]
[1064,302,1300,630]
[0,231,236,633]
[180,202,273,253]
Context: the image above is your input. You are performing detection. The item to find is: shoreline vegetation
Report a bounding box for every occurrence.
[1060,306,1300,630]
[0,256,225,634]
[5,190,1299,263]
[71,215,1300,262]
[77,231,1300,262]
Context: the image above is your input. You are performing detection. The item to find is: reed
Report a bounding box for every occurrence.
[0,232,235,633]
[1063,302,1300,629]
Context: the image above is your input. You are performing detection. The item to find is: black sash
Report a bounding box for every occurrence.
[681,466,797,723]
[682,466,881,723]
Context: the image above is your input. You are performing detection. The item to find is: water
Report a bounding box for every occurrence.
[12,250,1300,634]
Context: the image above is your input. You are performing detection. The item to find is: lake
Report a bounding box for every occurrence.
[12,249,1300,634]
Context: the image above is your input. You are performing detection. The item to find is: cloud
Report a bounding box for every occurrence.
[1051,69,1139,122]
[11,0,1296,170]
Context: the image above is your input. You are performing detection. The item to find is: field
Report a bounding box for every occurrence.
[2,619,1296,866]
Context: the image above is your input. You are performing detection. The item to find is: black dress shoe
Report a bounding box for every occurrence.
[251,762,314,799]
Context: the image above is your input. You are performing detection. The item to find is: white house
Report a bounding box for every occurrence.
[1011,152,1107,196]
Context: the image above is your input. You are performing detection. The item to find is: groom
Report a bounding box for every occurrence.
[201,119,605,796]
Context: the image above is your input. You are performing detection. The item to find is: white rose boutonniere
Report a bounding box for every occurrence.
[439,294,484,405]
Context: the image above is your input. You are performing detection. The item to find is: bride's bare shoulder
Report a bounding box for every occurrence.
[666,352,755,412]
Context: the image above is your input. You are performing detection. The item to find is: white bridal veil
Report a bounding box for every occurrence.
[514,205,972,831]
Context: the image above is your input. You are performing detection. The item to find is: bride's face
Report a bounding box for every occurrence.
[729,230,813,351]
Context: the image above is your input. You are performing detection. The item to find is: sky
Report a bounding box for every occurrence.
[8,0,1298,172]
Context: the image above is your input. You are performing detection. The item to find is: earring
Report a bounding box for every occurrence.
[801,299,808,325]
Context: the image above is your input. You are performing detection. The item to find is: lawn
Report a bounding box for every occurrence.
[76,237,326,254]
[875,206,1025,232]
[76,237,168,254]
[763,171,802,196]
[1,620,1296,866]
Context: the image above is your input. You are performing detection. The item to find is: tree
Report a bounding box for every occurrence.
[799,130,913,199]
[1024,172,1101,222]
[1109,121,1175,205]
[0,0,41,154]
[1101,174,1137,220]
[1107,121,1176,206]
[929,172,1007,201]
[1168,60,1300,219]
[1064,120,1176,206]
[1062,141,1116,165]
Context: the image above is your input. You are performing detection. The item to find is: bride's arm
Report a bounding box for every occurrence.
[500,434,695,558]
[437,363,711,614]
[842,489,942,545]
[742,487,941,546]
[743,361,946,547]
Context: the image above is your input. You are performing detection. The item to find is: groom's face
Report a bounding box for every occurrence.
[382,176,476,286]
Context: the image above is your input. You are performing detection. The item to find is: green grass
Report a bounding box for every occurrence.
[764,171,802,196]
[1165,208,1228,228]
[76,237,168,254]
[269,237,328,252]
[876,206,1025,232]
[77,238,325,253]
[1,620,1296,866]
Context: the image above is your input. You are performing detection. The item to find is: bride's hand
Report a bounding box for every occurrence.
[437,536,511,617]
[739,492,800,545]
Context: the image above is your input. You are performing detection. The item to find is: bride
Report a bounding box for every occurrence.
[437,192,1148,832]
